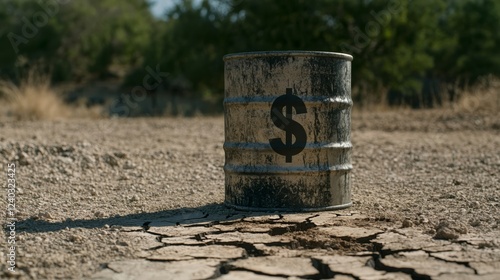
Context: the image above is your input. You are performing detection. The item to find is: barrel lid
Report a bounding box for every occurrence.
[223,50,353,61]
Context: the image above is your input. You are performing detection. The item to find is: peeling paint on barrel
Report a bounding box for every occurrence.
[223,51,353,211]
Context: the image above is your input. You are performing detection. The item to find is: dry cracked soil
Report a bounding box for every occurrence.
[0,109,499,279]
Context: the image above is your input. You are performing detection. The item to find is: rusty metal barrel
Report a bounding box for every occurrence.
[223,51,353,211]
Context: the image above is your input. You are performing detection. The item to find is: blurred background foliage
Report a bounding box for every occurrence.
[0,0,499,113]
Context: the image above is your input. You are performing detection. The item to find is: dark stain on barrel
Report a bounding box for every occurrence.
[308,57,338,96]
[313,108,320,143]
[230,177,332,209]
[264,55,292,70]
[265,154,273,164]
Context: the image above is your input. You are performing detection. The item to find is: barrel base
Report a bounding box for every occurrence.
[224,201,352,212]
[224,171,351,211]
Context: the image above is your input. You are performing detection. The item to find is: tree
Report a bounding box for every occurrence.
[432,0,500,101]
[0,0,154,82]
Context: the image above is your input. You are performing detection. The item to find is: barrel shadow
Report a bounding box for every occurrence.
[15,203,307,233]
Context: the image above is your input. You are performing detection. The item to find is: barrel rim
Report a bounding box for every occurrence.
[223,50,353,61]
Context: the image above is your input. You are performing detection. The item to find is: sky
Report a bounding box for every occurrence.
[149,0,220,18]
[149,0,175,18]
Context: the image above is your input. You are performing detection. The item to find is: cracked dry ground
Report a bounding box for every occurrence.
[0,109,499,279]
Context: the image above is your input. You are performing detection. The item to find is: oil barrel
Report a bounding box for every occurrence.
[223,51,353,211]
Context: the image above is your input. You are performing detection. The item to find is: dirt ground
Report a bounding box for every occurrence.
[0,109,499,279]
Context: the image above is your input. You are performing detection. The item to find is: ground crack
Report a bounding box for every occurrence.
[371,240,424,258]
[218,265,322,279]
[102,263,120,274]
[371,253,431,280]
[310,257,362,279]
[429,254,479,275]
[269,221,316,236]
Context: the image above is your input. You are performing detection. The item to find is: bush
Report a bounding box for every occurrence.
[0,70,104,120]
[0,70,71,120]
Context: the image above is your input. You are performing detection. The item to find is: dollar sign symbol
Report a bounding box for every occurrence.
[269,88,307,163]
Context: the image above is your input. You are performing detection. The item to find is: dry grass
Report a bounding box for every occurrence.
[0,71,70,120]
[352,77,500,113]
[0,71,104,120]
[454,78,500,114]
[0,70,497,120]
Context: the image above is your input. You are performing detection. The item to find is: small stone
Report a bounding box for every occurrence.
[94,211,105,218]
[57,145,74,154]
[434,227,459,240]
[402,219,413,228]
[418,216,429,224]
[69,234,84,242]
[39,212,54,220]
[469,201,480,209]
[58,156,74,164]
[434,220,467,240]
[452,179,462,186]
[469,219,481,227]
[123,160,136,170]
[18,152,32,166]
[82,155,95,164]
[129,195,139,202]
[36,146,47,156]
[117,241,129,246]
[104,154,119,167]
[80,141,91,148]
[114,152,127,159]
[103,224,110,229]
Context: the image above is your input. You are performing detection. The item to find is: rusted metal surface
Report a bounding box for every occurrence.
[223,51,353,211]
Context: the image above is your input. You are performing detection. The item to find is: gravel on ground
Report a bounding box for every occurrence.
[0,109,498,279]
